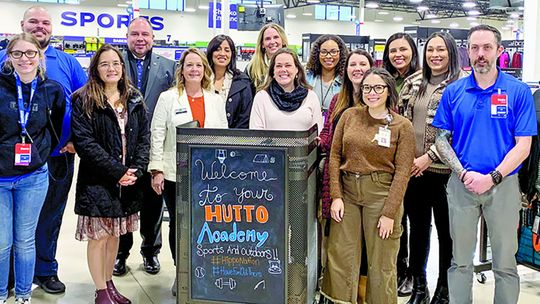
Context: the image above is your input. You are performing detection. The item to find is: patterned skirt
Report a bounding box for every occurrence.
[75,213,139,241]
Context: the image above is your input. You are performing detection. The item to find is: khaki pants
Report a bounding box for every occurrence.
[321,172,403,304]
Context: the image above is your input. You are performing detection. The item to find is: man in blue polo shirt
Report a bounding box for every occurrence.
[0,5,87,294]
[433,25,537,304]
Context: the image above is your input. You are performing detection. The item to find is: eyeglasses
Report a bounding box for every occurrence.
[98,61,123,70]
[320,49,340,57]
[362,84,388,94]
[9,50,38,59]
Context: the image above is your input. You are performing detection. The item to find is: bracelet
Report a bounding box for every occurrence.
[460,170,468,182]
[427,150,438,162]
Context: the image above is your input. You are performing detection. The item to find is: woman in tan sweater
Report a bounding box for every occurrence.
[320,68,415,304]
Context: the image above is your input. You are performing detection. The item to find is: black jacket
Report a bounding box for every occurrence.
[226,72,254,129]
[72,88,150,217]
[0,72,65,177]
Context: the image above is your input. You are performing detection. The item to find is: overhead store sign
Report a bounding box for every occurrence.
[61,11,165,31]
[208,2,238,29]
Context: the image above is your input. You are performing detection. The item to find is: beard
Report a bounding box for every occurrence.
[38,37,51,49]
[472,57,493,74]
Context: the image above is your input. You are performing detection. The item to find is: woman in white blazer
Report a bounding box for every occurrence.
[148,48,227,279]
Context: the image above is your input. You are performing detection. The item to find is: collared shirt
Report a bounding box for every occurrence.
[215,72,233,102]
[433,68,537,175]
[127,50,151,96]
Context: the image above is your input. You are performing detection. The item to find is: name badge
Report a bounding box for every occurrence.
[372,127,391,148]
[491,93,508,118]
[176,108,188,115]
[14,143,31,166]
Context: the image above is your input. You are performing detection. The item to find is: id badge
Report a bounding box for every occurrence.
[491,93,508,118]
[14,143,31,166]
[533,214,540,235]
[377,127,391,148]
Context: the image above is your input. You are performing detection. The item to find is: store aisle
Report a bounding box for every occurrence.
[5,159,540,304]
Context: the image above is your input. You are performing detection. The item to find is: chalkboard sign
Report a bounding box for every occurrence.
[190,146,286,303]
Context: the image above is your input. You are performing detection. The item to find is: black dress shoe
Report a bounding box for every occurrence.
[113,258,127,276]
[406,275,430,304]
[398,274,413,297]
[34,275,66,294]
[430,282,449,304]
[143,255,160,274]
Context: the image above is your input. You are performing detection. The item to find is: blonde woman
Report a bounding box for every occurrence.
[246,23,288,92]
[149,47,228,294]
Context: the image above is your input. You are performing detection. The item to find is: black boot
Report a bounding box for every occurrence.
[430,281,449,304]
[398,271,413,297]
[406,275,429,304]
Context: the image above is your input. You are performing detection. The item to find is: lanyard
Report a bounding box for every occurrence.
[15,73,37,142]
[319,77,335,108]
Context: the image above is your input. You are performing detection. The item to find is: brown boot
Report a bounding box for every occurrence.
[95,289,115,304]
[106,280,131,304]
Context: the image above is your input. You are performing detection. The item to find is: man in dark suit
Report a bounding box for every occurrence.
[113,16,176,276]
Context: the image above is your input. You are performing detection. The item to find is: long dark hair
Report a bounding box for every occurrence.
[206,34,240,77]
[261,48,312,92]
[418,32,461,97]
[382,32,419,78]
[73,44,130,117]
[358,68,398,109]
[306,34,349,79]
[331,49,374,123]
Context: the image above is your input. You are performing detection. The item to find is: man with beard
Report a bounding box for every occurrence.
[0,6,87,294]
[433,25,537,304]
[113,17,176,280]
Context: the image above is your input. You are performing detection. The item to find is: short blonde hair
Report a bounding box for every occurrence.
[175,48,214,95]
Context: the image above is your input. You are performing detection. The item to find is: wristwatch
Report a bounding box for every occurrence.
[489,170,503,185]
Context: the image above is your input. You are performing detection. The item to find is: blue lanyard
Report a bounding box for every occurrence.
[15,73,37,141]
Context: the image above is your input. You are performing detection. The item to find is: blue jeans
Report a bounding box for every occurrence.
[35,154,74,276]
[0,165,49,300]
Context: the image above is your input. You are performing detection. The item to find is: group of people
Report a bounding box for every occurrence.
[0,4,536,304]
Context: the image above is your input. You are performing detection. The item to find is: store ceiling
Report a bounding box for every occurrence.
[282,0,523,20]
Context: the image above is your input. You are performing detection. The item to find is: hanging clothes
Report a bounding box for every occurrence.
[511,51,523,69]
[499,51,510,68]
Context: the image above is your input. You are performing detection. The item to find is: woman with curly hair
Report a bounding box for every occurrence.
[306,34,349,111]
[246,23,288,92]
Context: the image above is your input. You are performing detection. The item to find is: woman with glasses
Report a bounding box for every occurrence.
[398,32,466,304]
[0,33,65,304]
[71,44,150,304]
[382,33,420,294]
[206,35,254,128]
[321,68,414,304]
[249,48,323,133]
[306,34,349,111]
[246,23,288,92]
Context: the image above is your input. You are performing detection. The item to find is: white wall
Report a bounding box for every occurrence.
[0,1,515,46]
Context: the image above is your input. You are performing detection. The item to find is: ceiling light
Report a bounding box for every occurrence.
[374,19,384,22]
[125,1,132,4]
[393,16,404,22]
[426,13,437,19]
[302,12,313,16]
[306,0,320,3]
[506,19,514,24]
[463,2,476,9]
[410,0,423,3]
[198,5,209,10]
[467,17,477,21]
[378,11,390,15]
[117,4,128,7]
[286,14,297,19]
[185,8,196,12]
[449,22,459,28]
[468,10,481,16]
[417,6,429,12]
[470,22,479,27]
[366,2,379,9]
[509,12,520,19]
[518,6,524,11]
[431,19,441,24]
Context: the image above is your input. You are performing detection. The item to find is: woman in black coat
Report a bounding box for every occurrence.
[71,44,150,304]
[206,34,254,128]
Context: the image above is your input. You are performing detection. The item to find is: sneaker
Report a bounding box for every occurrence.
[34,275,66,294]
[15,298,31,304]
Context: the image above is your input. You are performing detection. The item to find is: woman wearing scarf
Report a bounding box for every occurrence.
[249,48,323,133]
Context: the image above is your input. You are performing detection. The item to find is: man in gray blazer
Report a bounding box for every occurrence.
[114,16,176,277]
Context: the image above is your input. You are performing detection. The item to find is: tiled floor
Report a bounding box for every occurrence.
[5,162,540,303]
